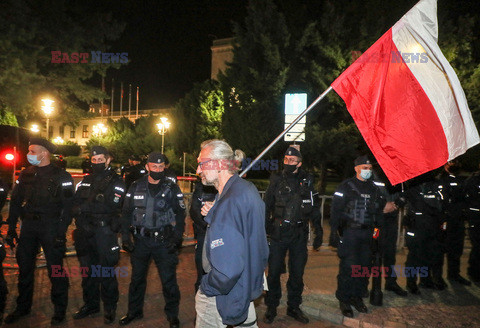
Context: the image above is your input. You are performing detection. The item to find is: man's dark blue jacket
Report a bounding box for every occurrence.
[201,174,269,325]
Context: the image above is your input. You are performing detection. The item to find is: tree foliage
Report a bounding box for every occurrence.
[0,0,125,126]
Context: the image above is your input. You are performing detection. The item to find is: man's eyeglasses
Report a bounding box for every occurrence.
[198,159,213,169]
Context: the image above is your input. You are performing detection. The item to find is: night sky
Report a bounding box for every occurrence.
[103,0,248,110]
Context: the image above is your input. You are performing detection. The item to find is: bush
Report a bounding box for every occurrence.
[65,156,85,169]
[56,143,81,157]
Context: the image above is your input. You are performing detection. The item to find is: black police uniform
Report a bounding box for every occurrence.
[121,175,185,323]
[404,176,445,292]
[373,179,408,295]
[189,181,217,292]
[125,163,147,189]
[72,166,126,321]
[6,163,74,320]
[264,168,322,319]
[437,171,470,285]
[463,171,480,282]
[0,178,9,321]
[331,175,384,309]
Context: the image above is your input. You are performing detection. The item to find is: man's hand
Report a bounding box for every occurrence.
[201,201,215,217]
[313,233,323,251]
[383,201,397,214]
[168,234,183,254]
[53,237,67,254]
[6,227,18,249]
[329,232,340,248]
[122,239,135,253]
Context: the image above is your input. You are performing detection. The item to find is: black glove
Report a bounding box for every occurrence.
[122,239,135,253]
[6,227,18,249]
[168,233,183,254]
[313,233,323,251]
[329,232,340,248]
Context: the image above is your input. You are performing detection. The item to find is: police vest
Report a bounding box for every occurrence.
[345,181,378,226]
[76,169,117,214]
[132,179,176,229]
[273,173,314,221]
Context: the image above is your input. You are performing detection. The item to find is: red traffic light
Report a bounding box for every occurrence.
[1,150,18,164]
[5,153,15,161]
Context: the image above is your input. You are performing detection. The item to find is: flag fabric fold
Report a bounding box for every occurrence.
[331,0,479,185]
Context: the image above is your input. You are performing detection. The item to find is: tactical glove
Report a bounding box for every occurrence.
[313,233,323,251]
[329,232,340,248]
[6,227,18,249]
[168,234,183,254]
[53,237,67,254]
[122,239,135,253]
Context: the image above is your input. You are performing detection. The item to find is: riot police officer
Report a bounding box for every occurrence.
[437,161,471,285]
[264,146,322,324]
[463,168,480,282]
[404,172,445,293]
[124,155,147,189]
[72,146,126,324]
[190,180,217,292]
[5,138,74,325]
[119,152,185,328]
[0,177,9,325]
[330,155,385,318]
[373,175,408,296]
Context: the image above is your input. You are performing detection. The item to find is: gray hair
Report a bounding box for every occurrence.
[201,139,245,173]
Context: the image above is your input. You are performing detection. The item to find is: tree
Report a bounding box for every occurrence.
[0,0,125,125]
[0,101,18,126]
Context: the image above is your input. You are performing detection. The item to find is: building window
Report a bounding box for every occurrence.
[70,127,76,139]
[82,125,89,138]
[48,126,53,140]
[59,125,65,138]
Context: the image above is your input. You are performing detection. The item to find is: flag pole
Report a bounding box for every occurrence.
[240,86,333,177]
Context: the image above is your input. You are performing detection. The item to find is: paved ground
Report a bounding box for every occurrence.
[2,201,480,327]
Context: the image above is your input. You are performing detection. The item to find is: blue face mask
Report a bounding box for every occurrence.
[360,169,372,180]
[27,154,42,166]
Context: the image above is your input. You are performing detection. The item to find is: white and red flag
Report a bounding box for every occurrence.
[331,0,479,185]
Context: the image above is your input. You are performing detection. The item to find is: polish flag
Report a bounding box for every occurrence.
[331,0,479,185]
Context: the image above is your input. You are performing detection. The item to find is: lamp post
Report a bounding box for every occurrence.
[92,123,108,137]
[156,117,171,154]
[41,98,54,139]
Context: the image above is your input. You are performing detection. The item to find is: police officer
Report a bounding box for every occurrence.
[72,146,126,324]
[330,155,385,318]
[373,175,408,296]
[189,180,217,292]
[124,155,147,189]
[462,167,480,282]
[437,160,471,285]
[5,137,74,325]
[403,172,445,294]
[119,152,185,327]
[0,177,9,325]
[264,146,322,324]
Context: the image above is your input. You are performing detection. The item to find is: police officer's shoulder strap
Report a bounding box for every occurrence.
[346,180,362,196]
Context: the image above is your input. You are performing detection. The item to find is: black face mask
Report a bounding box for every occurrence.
[91,163,106,174]
[149,171,165,181]
[283,164,297,173]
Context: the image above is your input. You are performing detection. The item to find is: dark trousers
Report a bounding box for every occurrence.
[335,228,372,303]
[380,215,399,285]
[265,228,308,309]
[127,236,180,319]
[405,228,442,284]
[76,226,119,311]
[468,225,480,280]
[15,219,68,314]
[194,233,205,293]
[442,218,465,278]
[0,259,7,314]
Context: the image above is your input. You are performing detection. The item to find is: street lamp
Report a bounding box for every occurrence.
[41,98,54,139]
[156,117,171,153]
[92,123,107,137]
[53,136,64,145]
[31,124,40,133]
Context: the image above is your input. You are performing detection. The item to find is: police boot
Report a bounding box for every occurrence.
[119,312,144,326]
[51,312,66,326]
[339,301,353,318]
[73,304,100,319]
[104,309,116,324]
[286,307,309,324]
[4,309,30,324]
[349,297,368,313]
[263,307,277,324]
[419,276,435,289]
[406,278,421,295]
[168,316,180,328]
[432,277,448,290]
[385,282,408,296]
[448,275,472,286]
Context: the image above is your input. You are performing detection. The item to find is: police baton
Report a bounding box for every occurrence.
[370,227,383,306]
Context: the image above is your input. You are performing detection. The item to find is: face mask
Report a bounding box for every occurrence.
[91,163,106,174]
[283,164,297,173]
[27,154,43,166]
[149,171,165,181]
[360,169,372,180]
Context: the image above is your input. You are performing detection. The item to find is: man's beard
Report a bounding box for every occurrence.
[201,174,218,187]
